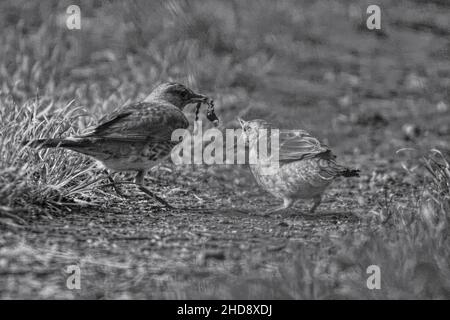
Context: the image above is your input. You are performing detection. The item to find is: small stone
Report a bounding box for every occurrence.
[277,221,289,227]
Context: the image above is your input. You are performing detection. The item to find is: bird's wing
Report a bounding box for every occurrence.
[277,129,335,163]
[84,101,189,142]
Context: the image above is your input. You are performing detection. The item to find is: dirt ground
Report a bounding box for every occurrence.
[0,174,364,299]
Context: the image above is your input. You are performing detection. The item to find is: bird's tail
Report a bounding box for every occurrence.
[340,167,360,177]
[22,137,88,149]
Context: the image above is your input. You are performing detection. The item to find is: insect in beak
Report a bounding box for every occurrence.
[193,96,219,127]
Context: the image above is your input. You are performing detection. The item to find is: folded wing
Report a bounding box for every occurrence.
[278,129,335,163]
[83,101,189,142]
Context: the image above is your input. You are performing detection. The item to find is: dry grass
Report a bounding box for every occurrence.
[0,100,100,213]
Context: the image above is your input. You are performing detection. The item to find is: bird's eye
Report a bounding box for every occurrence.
[180,90,189,98]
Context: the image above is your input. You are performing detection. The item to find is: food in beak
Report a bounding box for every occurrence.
[206,100,219,126]
[194,99,219,127]
[237,117,246,128]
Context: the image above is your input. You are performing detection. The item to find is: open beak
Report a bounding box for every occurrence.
[237,117,249,145]
[237,117,246,128]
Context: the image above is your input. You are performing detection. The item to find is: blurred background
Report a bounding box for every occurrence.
[0,0,450,299]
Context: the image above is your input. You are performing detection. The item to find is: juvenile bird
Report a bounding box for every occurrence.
[25,82,214,208]
[238,118,359,215]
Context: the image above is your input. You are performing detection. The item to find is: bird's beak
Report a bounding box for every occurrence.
[189,93,210,104]
[237,117,246,128]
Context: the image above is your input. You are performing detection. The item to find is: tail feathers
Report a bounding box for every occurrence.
[340,168,360,177]
[22,137,88,149]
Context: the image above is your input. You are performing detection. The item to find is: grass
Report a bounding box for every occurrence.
[0,99,104,215]
[0,0,449,299]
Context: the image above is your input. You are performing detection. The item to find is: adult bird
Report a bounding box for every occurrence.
[24,82,214,208]
[238,118,359,215]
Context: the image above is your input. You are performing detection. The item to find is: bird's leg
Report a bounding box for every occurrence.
[103,169,127,198]
[135,169,210,212]
[135,170,174,209]
[310,195,322,213]
[257,197,294,216]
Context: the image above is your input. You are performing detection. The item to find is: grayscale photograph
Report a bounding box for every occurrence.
[0,0,449,303]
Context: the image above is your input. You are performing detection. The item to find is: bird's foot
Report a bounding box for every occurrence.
[309,196,322,214]
[256,211,273,217]
[282,211,301,219]
[179,207,214,214]
[251,206,287,217]
[102,170,129,198]
[111,184,129,198]
[99,181,133,198]
[229,208,252,215]
[246,211,269,217]
[138,185,175,209]
[252,198,295,217]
